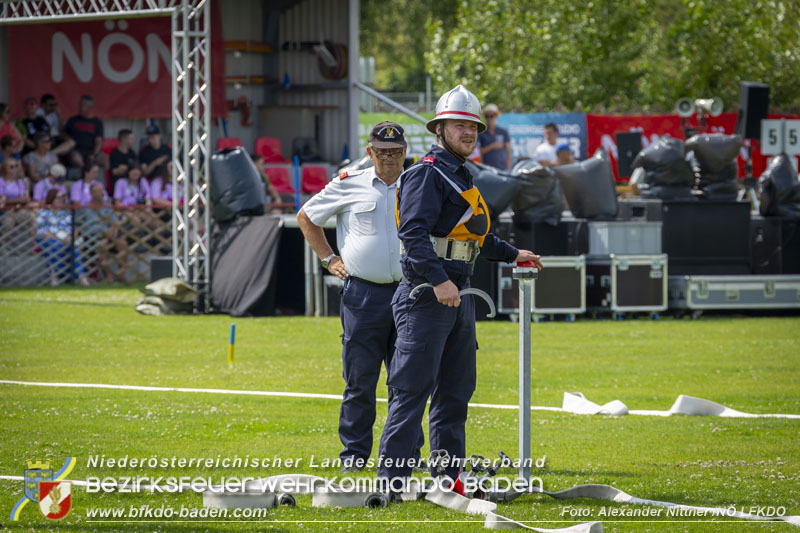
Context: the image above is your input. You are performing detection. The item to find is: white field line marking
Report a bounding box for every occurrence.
[2,380,798,418]
[0,379,554,411]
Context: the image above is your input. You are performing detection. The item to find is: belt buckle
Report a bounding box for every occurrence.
[444,237,457,261]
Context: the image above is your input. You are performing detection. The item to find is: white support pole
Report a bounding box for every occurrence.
[347,0,359,161]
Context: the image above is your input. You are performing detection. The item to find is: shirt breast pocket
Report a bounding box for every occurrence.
[350,201,377,235]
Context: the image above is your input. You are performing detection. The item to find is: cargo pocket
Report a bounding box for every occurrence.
[387,338,431,393]
[350,201,377,235]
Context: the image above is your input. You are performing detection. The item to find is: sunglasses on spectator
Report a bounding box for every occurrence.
[374,149,404,160]
[484,113,497,118]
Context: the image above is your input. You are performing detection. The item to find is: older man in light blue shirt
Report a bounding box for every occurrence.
[298,121,422,472]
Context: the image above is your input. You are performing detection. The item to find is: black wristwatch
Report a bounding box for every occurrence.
[320,253,337,268]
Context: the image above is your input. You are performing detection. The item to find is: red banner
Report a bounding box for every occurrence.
[586,113,800,181]
[8,6,225,118]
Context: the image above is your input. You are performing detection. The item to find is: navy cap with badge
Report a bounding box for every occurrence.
[369,121,407,149]
[145,124,161,135]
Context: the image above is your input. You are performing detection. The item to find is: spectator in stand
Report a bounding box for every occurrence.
[555,143,575,165]
[64,95,107,169]
[65,150,85,183]
[0,103,24,157]
[37,94,62,140]
[36,188,91,286]
[113,166,151,206]
[0,158,35,242]
[477,104,511,170]
[1,135,20,164]
[109,129,138,187]
[24,132,59,183]
[251,154,283,213]
[139,125,171,179]
[149,161,182,207]
[0,158,32,205]
[18,97,50,155]
[82,182,129,280]
[33,163,68,203]
[534,123,560,166]
[22,96,74,157]
[70,162,106,206]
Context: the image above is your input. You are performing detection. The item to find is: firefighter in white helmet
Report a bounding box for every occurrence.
[377,85,543,484]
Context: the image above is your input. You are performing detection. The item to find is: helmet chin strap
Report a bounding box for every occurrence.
[437,125,467,164]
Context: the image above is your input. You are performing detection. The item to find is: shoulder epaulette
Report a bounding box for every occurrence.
[338,168,369,180]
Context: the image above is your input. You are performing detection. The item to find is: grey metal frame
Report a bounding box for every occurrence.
[1,0,211,306]
[512,265,538,482]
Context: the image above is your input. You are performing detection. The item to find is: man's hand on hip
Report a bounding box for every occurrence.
[328,256,349,280]
[434,280,461,307]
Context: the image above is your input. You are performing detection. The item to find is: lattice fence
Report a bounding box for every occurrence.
[0,206,175,286]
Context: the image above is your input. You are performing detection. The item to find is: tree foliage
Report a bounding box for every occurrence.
[360,0,457,91]
[422,0,800,112]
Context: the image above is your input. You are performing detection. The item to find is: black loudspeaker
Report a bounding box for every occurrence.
[615,132,642,178]
[735,82,770,140]
[209,147,266,222]
[662,200,752,275]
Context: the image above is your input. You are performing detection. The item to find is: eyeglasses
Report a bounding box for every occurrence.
[374,150,404,160]
[484,114,497,119]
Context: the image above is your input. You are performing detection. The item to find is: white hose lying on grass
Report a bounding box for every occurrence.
[561,392,800,418]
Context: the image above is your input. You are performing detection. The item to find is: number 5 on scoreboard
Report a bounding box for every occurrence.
[760,120,782,155]
[786,120,800,155]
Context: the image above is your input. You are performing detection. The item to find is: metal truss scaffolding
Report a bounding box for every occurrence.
[1,0,212,311]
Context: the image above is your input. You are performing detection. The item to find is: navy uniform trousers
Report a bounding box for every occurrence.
[339,277,424,462]
[378,275,476,480]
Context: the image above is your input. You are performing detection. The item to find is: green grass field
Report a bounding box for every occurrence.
[1,285,799,532]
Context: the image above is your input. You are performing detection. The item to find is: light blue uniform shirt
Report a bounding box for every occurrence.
[302,167,402,284]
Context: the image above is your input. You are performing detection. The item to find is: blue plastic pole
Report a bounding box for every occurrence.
[293,155,301,213]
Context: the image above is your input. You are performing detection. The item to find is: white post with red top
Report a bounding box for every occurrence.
[512,260,538,482]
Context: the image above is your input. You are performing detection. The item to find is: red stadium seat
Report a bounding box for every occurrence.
[301,165,329,194]
[101,138,119,192]
[216,137,243,151]
[101,138,119,155]
[264,165,296,195]
[255,136,288,163]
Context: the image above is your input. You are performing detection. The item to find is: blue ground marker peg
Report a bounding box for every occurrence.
[228,323,236,366]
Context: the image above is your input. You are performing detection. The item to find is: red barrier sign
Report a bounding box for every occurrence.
[586,113,800,181]
[8,10,224,118]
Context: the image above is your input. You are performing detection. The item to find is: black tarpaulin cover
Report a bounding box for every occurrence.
[552,148,618,220]
[510,160,562,226]
[465,160,521,219]
[759,154,800,219]
[631,136,694,198]
[211,216,282,316]
[686,133,742,199]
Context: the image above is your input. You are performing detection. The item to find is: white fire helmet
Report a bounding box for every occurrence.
[426,84,487,135]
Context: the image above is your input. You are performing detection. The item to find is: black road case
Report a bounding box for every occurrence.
[497,255,586,318]
[586,254,668,314]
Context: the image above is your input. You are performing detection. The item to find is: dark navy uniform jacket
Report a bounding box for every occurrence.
[397,145,518,286]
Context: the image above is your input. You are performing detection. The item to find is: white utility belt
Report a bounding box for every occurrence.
[430,236,480,263]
